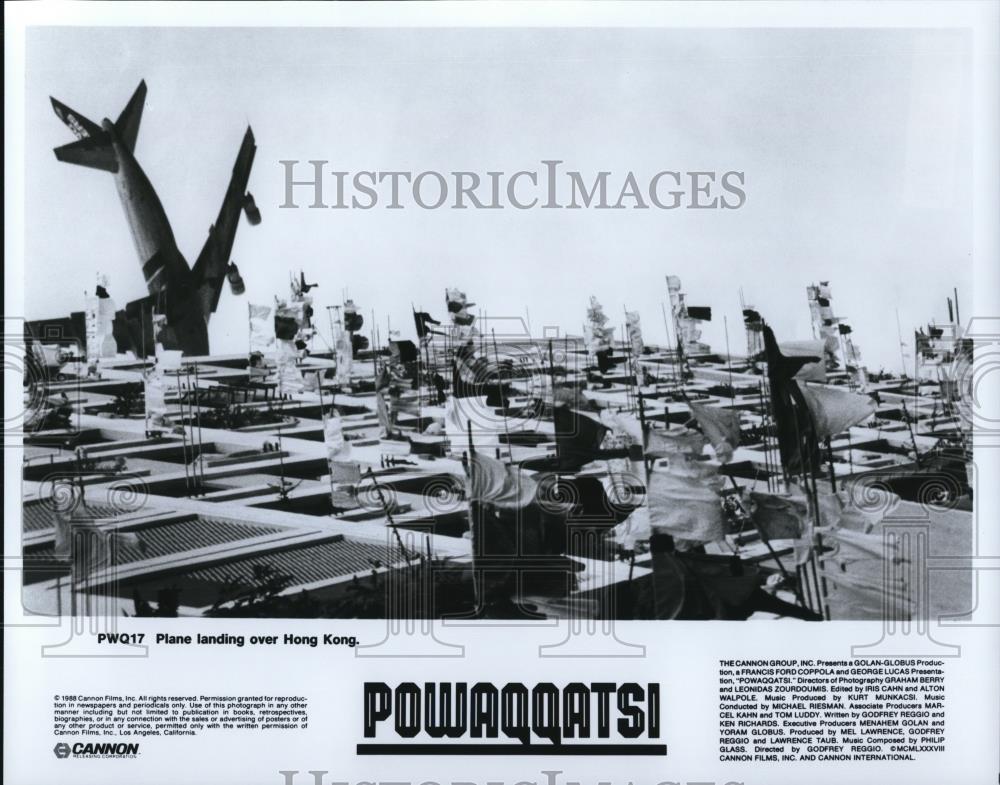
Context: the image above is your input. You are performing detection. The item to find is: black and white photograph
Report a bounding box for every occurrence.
[18,24,977,622]
[5,4,998,785]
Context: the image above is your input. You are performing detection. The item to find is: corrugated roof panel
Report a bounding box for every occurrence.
[184,539,403,586]
[22,501,120,533]
[27,514,284,564]
[113,517,283,563]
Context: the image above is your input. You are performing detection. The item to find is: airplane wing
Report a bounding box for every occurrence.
[191,126,258,317]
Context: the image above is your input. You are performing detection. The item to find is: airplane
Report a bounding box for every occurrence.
[30,80,260,357]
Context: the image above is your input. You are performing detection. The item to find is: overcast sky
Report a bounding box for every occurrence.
[24,26,972,371]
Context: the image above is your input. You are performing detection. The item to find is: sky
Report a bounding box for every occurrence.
[23,26,973,372]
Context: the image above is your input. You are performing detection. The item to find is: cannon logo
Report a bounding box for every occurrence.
[52,741,140,759]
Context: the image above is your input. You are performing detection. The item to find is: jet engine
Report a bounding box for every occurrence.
[242,192,262,225]
[227,263,246,295]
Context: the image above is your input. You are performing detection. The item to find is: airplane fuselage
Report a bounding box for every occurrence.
[101,119,209,354]
[102,119,190,297]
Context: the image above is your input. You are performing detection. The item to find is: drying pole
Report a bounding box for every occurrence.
[757,381,775,493]
[805,440,831,620]
[491,330,513,460]
[364,467,411,565]
[410,304,421,390]
[325,305,337,368]
[901,400,922,469]
[275,412,287,493]
[895,309,908,377]
[758,329,788,491]
[666,279,690,386]
[465,420,481,611]
[793,397,829,620]
[443,290,450,369]
[317,370,336,507]
[371,310,379,377]
[547,338,558,421]
[69,540,78,618]
[184,367,196,493]
[55,572,63,618]
[840,332,854,392]
[419,307,434,394]
[723,315,735,403]
[175,370,192,496]
[824,436,838,495]
[193,361,206,489]
[410,305,423,414]
[619,320,632,414]
[623,308,640,414]
[739,289,750,359]
[175,371,186,494]
[757,383,771,488]
[190,365,202,490]
[637,386,649,465]
[660,301,679,391]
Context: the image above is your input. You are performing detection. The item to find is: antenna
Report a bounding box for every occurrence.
[895,308,908,377]
[723,315,735,403]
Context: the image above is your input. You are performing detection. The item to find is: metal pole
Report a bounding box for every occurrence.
[895,308,908,377]
[317,370,337,509]
[724,315,735,403]
[757,382,773,492]
[839,332,853,391]
[175,371,192,495]
[364,468,411,565]
[193,362,205,488]
[901,400,922,469]
[491,330,512,460]
[464,420,482,610]
[825,436,837,493]
[186,367,199,493]
[660,301,679,391]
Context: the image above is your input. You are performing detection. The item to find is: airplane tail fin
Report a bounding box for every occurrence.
[50,81,146,172]
[115,80,146,153]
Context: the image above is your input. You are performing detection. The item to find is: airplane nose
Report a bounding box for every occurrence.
[101,118,115,133]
